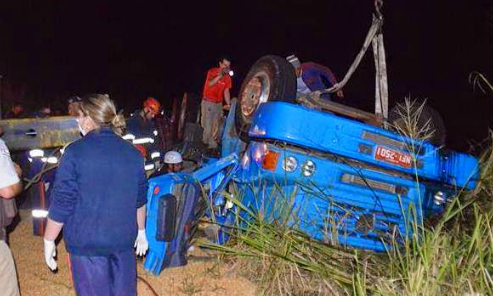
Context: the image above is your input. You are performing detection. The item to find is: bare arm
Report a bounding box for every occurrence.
[44,218,64,241]
[0,163,23,199]
[224,88,231,106]
[208,73,223,87]
[137,205,146,230]
[0,182,22,199]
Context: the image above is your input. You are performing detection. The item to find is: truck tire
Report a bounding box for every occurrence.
[388,103,446,147]
[236,55,297,139]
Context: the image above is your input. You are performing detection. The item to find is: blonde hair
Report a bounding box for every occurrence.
[80,94,126,135]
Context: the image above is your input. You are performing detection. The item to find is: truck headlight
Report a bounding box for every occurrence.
[433,191,446,205]
[302,160,316,177]
[282,156,297,172]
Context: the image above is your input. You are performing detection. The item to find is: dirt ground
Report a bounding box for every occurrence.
[9,210,258,296]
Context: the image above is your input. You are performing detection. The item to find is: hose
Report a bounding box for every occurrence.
[23,148,61,190]
[137,276,160,296]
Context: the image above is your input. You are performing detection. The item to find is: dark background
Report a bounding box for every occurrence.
[0,0,492,151]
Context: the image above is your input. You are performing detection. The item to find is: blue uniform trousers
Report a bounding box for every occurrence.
[69,249,136,296]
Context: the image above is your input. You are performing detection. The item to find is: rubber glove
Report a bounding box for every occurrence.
[134,229,148,256]
[43,238,57,271]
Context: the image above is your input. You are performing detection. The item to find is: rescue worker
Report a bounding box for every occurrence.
[43,94,148,296]
[25,147,57,237]
[25,104,58,236]
[287,55,344,100]
[125,97,162,165]
[164,151,183,173]
[201,57,232,149]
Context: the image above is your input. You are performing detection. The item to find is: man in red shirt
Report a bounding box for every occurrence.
[201,57,232,149]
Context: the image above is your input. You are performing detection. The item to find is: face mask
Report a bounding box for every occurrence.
[77,118,87,136]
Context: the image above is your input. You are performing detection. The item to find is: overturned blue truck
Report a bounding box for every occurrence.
[143,55,480,275]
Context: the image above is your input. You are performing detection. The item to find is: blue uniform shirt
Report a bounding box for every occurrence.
[126,111,156,140]
[300,62,339,100]
[48,127,148,256]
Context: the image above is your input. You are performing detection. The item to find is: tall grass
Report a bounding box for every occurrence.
[199,101,493,295]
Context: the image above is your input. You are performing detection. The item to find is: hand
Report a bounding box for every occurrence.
[336,90,344,98]
[223,104,231,111]
[13,163,22,178]
[43,239,57,271]
[134,229,148,256]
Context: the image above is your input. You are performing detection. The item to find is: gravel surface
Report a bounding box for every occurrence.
[9,210,257,296]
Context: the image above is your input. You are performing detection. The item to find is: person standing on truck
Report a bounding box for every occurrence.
[125,97,162,162]
[201,57,233,149]
[287,55,344,100]
[43,94,149,296]
[0,133,23,296]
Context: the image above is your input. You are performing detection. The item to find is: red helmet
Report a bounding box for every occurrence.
[143,97,161,115]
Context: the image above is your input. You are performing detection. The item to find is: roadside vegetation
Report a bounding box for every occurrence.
[200,99,493,295]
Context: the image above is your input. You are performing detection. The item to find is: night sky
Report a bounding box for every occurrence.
[0,0,492,152]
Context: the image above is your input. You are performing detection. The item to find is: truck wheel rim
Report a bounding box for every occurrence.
[240,71,270,117]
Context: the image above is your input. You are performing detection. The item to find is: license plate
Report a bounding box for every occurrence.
[374,146,412,168]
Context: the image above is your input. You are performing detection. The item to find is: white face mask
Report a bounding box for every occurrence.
[76,117,87,136]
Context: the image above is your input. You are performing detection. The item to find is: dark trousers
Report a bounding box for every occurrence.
[69,249,136,296]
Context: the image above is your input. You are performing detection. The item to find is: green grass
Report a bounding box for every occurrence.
[199,144,493,295]
[198,100,493,295]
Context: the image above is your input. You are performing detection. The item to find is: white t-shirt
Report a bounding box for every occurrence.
[0,139,19,189]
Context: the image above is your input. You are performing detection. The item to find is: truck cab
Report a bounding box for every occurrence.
[144,92,479,274]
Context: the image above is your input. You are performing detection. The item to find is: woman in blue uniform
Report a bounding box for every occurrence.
[43,94,149,296]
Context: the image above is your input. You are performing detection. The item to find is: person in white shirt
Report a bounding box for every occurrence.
[0,136,22,296]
